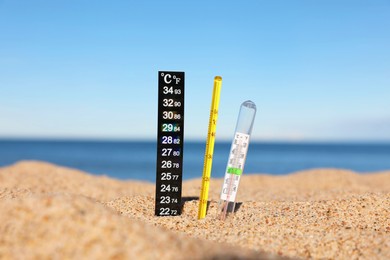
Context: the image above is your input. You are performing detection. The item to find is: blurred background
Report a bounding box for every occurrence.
[1,1,389,181]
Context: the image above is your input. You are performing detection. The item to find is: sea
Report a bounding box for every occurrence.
[0,140,389,182]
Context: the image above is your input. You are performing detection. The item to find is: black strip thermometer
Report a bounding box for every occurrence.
[155,71,184,216]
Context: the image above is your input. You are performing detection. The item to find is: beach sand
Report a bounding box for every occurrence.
[0,161,389,259]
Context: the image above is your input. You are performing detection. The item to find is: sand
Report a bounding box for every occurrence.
[0,161,389,259]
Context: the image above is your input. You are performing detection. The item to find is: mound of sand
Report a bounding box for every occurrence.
[0,161,389,259]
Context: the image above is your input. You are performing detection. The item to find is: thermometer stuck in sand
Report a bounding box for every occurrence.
[218,100,256,220]
[198,76,222,219]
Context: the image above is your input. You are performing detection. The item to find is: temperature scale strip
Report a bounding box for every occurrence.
[155,71,184,216]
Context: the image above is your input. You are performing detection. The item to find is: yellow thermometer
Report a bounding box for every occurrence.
[198,76,222,219]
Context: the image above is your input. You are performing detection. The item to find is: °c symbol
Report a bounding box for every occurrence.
[164,74,172,84]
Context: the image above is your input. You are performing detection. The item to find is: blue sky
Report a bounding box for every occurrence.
[0,1,389,141]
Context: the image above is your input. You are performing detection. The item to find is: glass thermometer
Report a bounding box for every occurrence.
[218,100,256,220]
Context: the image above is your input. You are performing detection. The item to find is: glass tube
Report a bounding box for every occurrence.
[218,100,256,220]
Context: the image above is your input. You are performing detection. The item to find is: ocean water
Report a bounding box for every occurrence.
[0,140,389,182]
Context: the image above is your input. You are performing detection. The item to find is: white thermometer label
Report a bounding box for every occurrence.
[220,132,250,202]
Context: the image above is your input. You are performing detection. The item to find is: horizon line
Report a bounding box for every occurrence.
[0,136,390,145]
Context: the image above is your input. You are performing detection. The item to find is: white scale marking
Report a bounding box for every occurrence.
[220,132,250,202]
